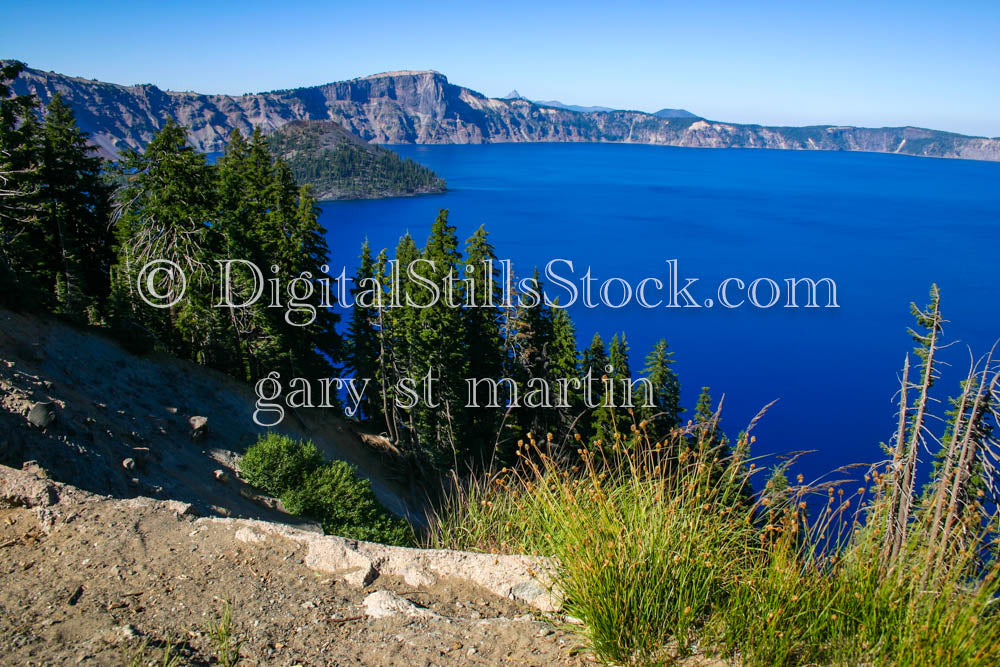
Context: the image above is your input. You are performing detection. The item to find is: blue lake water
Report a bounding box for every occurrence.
[319,143,1000,484]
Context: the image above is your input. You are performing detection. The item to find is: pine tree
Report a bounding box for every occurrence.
[885,285,944,562]
[348,239,381,424]
[0,61,44,306]
[214,128,268,378]
[642,339,682,442]
[411,209,469,470]
[506,269,555,440]
[581,332,610,444]
[592,333,632,446]
[548,304,582,438]
[462,225,506,462]
[762,464,792,534]
[371,246,401,442]
[691,385,732,483]
[384,232,422,452]
[215,129,259,259]
[110,118,218,357]
[693,386,727,448]
[39,93,112,320]
[285,176,340,380]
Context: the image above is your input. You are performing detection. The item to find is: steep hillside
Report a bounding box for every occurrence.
[7,62,1000,162]
[267,120,446,200]
[0,307,424,524]
[0,308,602,666]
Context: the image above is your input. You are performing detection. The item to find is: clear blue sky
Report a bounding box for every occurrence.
[3,0,998,136]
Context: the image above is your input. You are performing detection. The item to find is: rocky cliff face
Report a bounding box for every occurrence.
[7,63,1000,162]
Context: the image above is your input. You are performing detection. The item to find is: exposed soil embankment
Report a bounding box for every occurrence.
[0,310,595,664]
[0,307,421,523]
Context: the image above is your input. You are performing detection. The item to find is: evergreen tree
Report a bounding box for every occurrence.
[761,464,792,535]
[213,128,268,378]
[348,239,382,424]
[384,232,422,452]
[39,93,112,320]
[641,339,682,442]
[548,304,582,438]
[462,225,506,461]
[592,333,632,446]
[283,174,341,380]
[213,128,340,381]
[0,61,44,306]
[215,129,260,259]
[507,269,555,439]
[580,332,610,443]
[411,209,469,470]
[110,118,217,357]
[691,386,732,481]
[371,247,401,441]
[921,373,996,537]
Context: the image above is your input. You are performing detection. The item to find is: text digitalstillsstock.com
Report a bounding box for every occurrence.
[138,257,839,321]
[135,257,839,425]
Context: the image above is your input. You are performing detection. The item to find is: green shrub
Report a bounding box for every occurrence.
[239,433,323,496]
[281,461,412,546]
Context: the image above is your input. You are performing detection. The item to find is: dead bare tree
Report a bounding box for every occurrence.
[887,285,944,564]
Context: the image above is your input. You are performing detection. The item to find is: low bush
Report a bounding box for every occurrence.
[239,433,324,496]
[281,461,412,546]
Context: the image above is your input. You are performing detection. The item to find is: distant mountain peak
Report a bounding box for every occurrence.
[360,70,442,79]
[504,89,527,100]
[653,108,698,119]
[534,100,617,114]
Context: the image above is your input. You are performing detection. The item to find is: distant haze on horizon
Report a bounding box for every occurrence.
[3,0,998,137]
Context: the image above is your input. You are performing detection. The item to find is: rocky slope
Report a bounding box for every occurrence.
[0,307,424,524]
[8,62,1000,162]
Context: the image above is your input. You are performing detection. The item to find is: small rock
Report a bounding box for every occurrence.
[130,447,151,463]
[189,415,208,439]
[121,458,135,471]
[213,469,228,484]
[1,465,58,507]
[467,647,478,657]
[363,590,443,620]
[165,500,198,517]
[27,402,56,429]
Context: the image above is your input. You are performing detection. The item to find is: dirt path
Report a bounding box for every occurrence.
[0,469,592,665]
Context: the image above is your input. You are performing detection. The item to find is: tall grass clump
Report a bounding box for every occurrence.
[430,286,1000,666]
[432,419,763,663]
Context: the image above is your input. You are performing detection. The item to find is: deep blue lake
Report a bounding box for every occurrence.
[319,143,1000,485]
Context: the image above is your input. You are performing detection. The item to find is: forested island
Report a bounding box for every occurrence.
[266,120,446,200]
